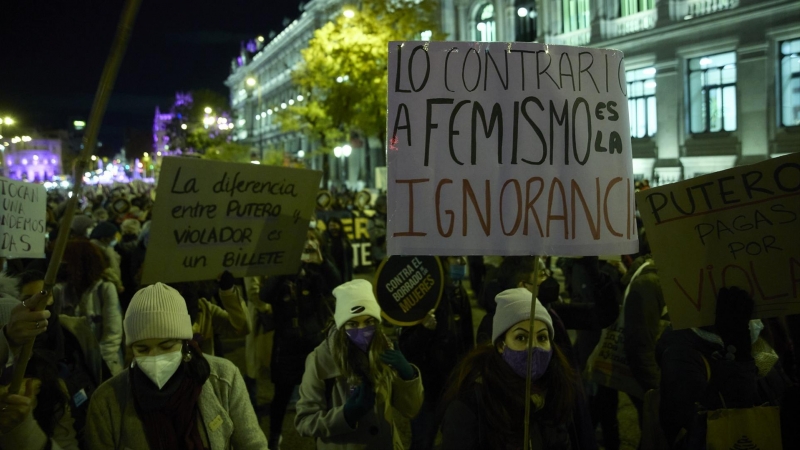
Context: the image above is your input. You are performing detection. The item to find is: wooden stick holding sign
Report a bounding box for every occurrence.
[522,259,541,450]
[8,0,142,395]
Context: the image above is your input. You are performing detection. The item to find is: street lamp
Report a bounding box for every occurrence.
[343,9,355,18]
[246,77,256,87]
[3,117,13,125]
[204,107,213,114]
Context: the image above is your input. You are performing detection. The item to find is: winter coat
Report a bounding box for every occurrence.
[441,384,572,450]
[263,263,338,386]
[85,355,267,450]
[295,332,424,449]
[322,231,354,282]
[243,276,273,379]
[192,287,251,356]
[399,282,473,402]
[0,273,20,368]
[656,327,759,446]
[622,256,666,392]
[58,280,124,376]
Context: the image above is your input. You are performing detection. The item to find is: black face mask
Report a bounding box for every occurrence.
[537,276,561,305]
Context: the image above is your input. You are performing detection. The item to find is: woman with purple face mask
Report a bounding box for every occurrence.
[440,288,580,450]
[295,279,423,449]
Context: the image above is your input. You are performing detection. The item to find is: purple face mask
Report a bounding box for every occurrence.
[346,325,376,352]
[502,346,553,380]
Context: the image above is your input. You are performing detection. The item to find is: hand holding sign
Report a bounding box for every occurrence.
[0,378,41,434]
[3,291,52,351]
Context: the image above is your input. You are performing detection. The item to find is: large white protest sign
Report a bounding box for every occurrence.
[637,153,800,330]
[0,177,46,258]
[142,157,322,284]
[387,41,637,256]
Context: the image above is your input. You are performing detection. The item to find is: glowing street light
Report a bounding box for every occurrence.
[3,117,13,125]
[342,144,352,157]
[21,136,31,142]
[298,150,305,158]
[517,7,528,17]
[181,123,188,130]
[91,155,97,161]
[343,9,355,18]
[203,116,216,126]
[204,107,213,114]
[246,77,257,87]
[333,146,342,157]
[257,36,264,42]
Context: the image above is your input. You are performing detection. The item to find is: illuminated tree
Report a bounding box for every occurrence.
[280,0,442,187]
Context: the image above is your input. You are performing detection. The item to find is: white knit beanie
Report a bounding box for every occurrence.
[333,279,382,329]
[492,287,554,344]
[124,282,194,346]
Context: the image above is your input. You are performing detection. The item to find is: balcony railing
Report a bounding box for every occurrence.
[601,9,658,39]
[545,28,591,47]
[672,0,739,20]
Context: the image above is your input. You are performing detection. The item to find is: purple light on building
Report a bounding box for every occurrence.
[6,138,63,182]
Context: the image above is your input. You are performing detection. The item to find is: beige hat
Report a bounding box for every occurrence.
[124,283,193,346]
[492,288,554,344]
[333,279,382,329]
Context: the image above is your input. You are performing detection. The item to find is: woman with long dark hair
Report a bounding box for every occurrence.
[294,279,422,449]
[440,288,579,450]
[56,239,124,376]
[86,283,266,449]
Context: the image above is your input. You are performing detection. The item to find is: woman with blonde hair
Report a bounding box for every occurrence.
[295,279,422,449]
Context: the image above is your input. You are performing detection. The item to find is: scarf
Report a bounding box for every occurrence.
[132,363,207,450]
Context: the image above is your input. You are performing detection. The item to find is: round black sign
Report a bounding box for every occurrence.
[373,255,444,326]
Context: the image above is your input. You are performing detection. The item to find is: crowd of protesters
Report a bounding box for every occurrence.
[0,183,798,450]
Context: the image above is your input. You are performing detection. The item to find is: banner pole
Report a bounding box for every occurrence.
[8,0,142,395]
[522,256,541,450]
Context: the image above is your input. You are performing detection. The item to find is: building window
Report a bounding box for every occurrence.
[516,2,537,41]
[562,0,590,33]
[780,38,800,127]
[627,67,657,138]
[688,52,737,133]
[620,0,655,16]
[476,4,496,41]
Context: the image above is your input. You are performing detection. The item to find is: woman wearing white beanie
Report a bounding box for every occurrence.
[85,283,267,450]
[439,287,579,450]
[295,279,423,449]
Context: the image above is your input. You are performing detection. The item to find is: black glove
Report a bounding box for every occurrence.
[219,270,235,291]
[380,349,415,380]
[715,287,754,361]
[537,276,561,305]
[343,384,375,427]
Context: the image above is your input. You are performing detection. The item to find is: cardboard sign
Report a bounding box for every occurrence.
[374,255,444,326]
[387,41,637,257]
[142,157,322,284]
[0,177,46,258]
[636,153,800,329]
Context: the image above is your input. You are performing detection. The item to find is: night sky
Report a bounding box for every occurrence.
[0,0,303,155]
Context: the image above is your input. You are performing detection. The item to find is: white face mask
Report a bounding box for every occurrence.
[134,351,183,389]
